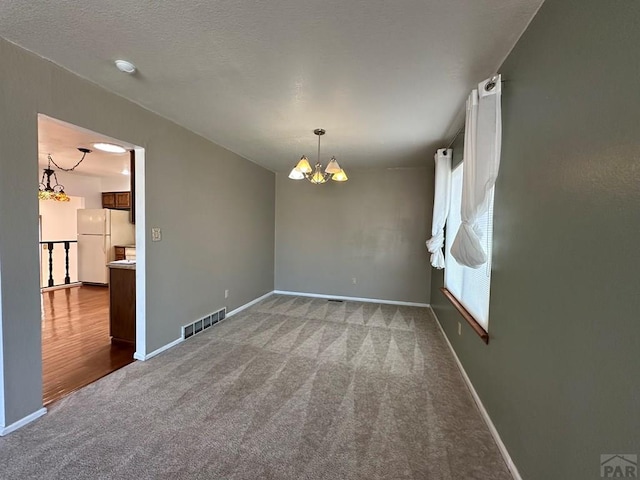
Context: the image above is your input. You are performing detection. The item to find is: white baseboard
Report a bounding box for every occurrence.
[273,290,430,308]
[0,407,47,436]
[134,337,183,361]
[430,307,522,480]
[133,291,276,361]
[227,291,274,318]
[40,283,81,293]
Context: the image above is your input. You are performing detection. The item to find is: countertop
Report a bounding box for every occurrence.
[107,260,136,270]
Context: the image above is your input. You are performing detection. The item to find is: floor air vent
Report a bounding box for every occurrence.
[182,307,227,340]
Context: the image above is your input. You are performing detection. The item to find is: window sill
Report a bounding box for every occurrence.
[440,288,489,344]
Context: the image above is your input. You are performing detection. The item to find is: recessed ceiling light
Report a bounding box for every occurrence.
[114,59,137,74]
[93,142,127,154]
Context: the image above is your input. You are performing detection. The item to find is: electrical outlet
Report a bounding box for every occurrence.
[458,322,462,335]
[224,289,229,299]
[352,277,357,284]
[151,227,162,242]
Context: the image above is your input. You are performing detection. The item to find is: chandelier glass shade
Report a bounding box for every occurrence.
[288,129,348,184]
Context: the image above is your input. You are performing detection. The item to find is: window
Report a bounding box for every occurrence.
[444,163,494,332]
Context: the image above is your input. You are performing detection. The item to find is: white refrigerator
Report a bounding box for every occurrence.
[77,209,135,285]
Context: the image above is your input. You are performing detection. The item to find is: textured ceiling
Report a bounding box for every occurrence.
[38,115,135,178]
[1,0,544,172]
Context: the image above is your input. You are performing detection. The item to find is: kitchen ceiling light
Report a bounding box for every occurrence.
[38,162,69,202]
[93,142,127,154]
[115,59,137,74]
[288,129,348,184]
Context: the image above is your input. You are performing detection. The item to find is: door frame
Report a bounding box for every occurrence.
[132,147,147,360]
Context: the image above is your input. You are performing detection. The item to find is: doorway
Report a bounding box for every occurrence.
[37,114,143,405]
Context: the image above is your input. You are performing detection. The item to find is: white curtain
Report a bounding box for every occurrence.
[426,148,452,269]
[450,75,502,268]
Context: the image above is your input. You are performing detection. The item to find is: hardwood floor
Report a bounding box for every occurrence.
[41,285,135,406]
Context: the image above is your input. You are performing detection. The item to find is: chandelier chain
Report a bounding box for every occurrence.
[47,150,89,172]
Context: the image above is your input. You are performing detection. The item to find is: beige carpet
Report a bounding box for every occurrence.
[0,294,512,479]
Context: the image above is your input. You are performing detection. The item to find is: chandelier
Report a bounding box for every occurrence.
[288,129,348,184]
[38,147,92,201]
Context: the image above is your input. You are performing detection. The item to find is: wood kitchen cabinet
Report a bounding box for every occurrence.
[109,265,136,345]
[102,191,131,210]
[114,246,126,261]
[102,192,116,209]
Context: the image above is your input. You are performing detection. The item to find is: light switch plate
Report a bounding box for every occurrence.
[151,227,162,242]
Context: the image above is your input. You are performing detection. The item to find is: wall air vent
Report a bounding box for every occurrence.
[182,307,227,340]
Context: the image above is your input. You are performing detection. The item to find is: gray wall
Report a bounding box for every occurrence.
[276,167,433,304]
[430,1,640,478]
[0,38,275,426]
